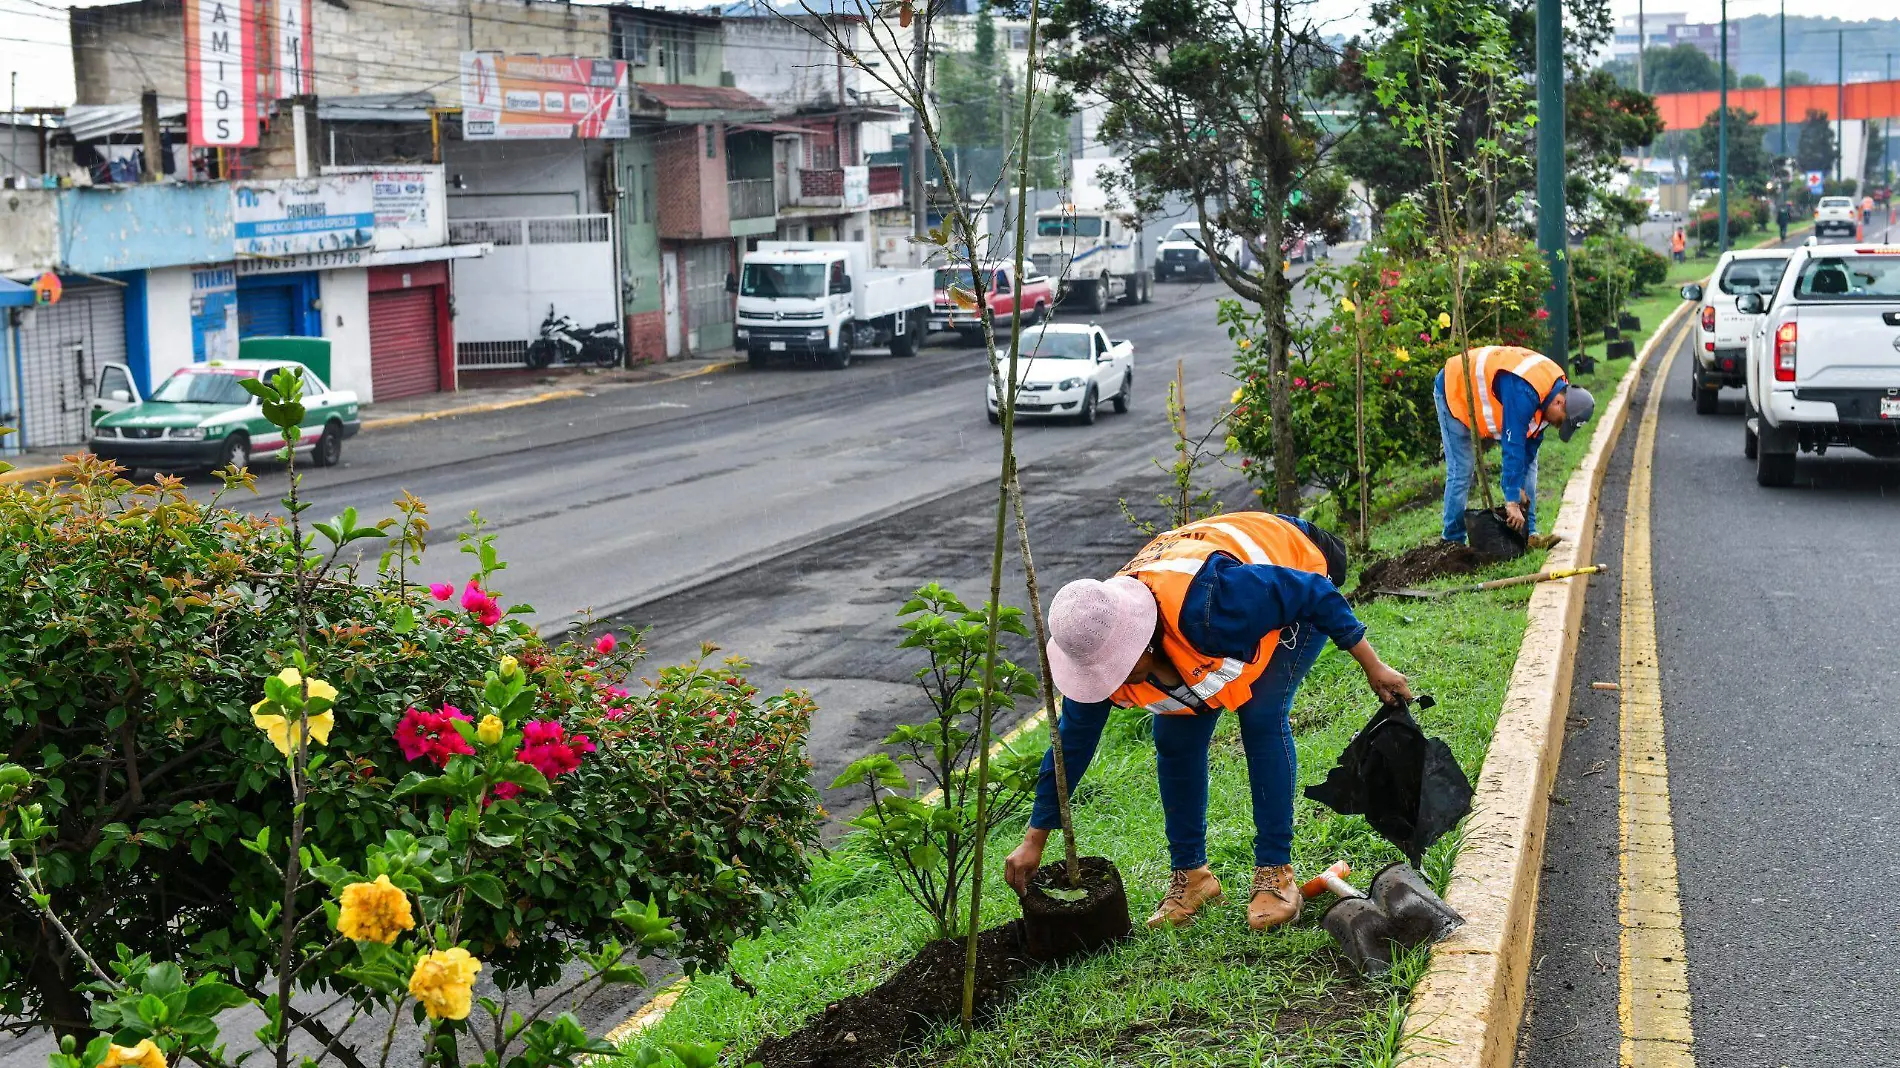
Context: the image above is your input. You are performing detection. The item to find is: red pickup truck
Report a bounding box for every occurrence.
[930,264,1056,343]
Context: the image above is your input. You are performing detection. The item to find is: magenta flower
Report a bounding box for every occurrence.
[516,719,592,780]
[460,580,490,612]
[429,582,454,601]
[594,632,618,655]
[395,704,474,767]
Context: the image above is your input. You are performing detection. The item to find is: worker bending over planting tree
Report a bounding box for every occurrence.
[1435,346,1595,545]
[1003,512,1412,931]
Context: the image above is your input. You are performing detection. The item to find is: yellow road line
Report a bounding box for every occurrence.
[1618,329,1697,1066]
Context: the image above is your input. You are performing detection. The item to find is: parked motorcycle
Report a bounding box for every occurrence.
[526,305,624,369]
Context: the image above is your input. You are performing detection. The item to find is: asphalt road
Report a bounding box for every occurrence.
[1,257,1343,1066]
[1520,279,1900,1064]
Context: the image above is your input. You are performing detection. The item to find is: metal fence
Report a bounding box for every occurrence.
[450,213,617,371]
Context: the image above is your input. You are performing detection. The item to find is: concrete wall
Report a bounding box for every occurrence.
[318,269,373,402]
[724,16,866,112]
[143,266,197,390]
[71,0,186,104]
[653,124,730,240]
[58,184,232,273]
[0,188,58,275]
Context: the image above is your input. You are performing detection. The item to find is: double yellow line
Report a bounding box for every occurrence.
[1617,324,1697,1066]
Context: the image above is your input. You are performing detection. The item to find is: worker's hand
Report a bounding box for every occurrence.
[1004,829,1050,895]
[1503,500,1527,533]
[1363,659,1413,705]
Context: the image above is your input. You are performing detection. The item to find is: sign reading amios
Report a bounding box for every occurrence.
[459,52,630,140]
[185,0,258,146]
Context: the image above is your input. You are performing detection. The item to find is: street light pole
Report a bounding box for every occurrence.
[1719,0,1729,251]
[1536,0,1567,364]
[1778,0,1786,161]
[1837,30,1845,184]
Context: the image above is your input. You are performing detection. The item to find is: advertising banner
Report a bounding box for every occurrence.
[272,0,315,98]
[185,0,258,146]
[842,165,869,210]
[190,265,239,363]
[323,165,447,249]
[233,176,375,257]
[459,52,630,140]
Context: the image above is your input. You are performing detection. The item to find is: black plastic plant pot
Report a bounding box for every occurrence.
[1573,354,1598,376]
[1464,507,1527,561]
[1602,325,1622,341]
[1020,856,1131,963]
[1607,339,1636,360]
[1619,312,1641,331]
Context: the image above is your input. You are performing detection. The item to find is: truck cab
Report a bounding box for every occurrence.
[733,243,933,370]
[930,264,1055,342]
[1679,248,1790,413]
[1028,204,1152,316]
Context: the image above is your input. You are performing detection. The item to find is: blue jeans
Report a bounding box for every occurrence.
[1028,622,1329,870]
[1435,379,1537,543]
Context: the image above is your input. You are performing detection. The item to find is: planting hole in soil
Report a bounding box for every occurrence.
[744,923,1030,1068]
[1019,855,1132,962]
[1352,541,1485,599]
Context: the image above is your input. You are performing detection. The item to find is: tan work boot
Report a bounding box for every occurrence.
[1527,533,1564,550]
[1247,864,1303,931]
[1145,866,1222,929]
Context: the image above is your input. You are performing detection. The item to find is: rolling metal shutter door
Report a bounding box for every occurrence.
[238,284,297,337]
[17,284,128,449]
[368,288,440,401]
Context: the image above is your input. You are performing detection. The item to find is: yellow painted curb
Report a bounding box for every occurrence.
[363,360,742,431]
[605,704,1053,1047]
[1396,297,1699,1068]
[0,461,76,486]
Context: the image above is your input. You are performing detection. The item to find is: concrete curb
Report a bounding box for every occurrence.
[1395,296,1697,1068]
[366,360,744,431]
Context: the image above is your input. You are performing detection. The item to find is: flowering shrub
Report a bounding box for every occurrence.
[1572,233,1670,336]
[0,373,819,1063]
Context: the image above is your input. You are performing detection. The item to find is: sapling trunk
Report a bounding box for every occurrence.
[1008,463,1079,886]
[962,0,1046,1029]
[1351,290,1369,550]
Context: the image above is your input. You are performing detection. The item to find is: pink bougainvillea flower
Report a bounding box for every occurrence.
[460,580,489,612]
[515,719,592,781]
[429,583,454,601]
[1533,307,1551,321]
[395,705,475,768]
[594,633,617,655]
[475,600,502,627]
[490,782,522,802]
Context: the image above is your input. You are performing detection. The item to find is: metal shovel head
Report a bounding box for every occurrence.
[1369,862,1464,947]
[1320,896,1398,977]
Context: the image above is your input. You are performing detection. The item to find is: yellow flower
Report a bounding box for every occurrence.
[498,654,520,679]
[251,707,334,758]
[409,947,482,1021]
[1230,387,1245,405]
[1394,346,1411,363]
[1437,311,1452,329]
[1340,297,1357,314]
[336,874,415,944]
[1236,337,1251,350]
[101,1040,166,1068]
[477,714,503,746]
[272,668,337,708]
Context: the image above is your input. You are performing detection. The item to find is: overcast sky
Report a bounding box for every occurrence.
[0,0,1891,111]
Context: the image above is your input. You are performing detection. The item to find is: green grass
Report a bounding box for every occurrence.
[610,275,1696,1068]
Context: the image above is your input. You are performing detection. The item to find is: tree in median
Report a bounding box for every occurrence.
[1689,106,1772,185]
[1797,108,1836,174]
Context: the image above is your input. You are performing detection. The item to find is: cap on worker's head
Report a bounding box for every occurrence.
[1557,385,1596,442]
[1046,576,1158,705]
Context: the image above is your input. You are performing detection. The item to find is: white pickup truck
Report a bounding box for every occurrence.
[1813,195,1861,239]
[1735,243,1900,485]
[984,322,1134,426]
[732,242,933,370]
[1679,248,1790,414]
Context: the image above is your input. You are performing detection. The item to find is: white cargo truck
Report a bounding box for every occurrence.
[1028,158,1153,316]
[731,242,934,370]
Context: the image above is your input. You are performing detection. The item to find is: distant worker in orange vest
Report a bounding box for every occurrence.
[1436,347,1596,544]
[1003,512,1413,931]
[1670,228,1687,263]
[1862,195,1875,229]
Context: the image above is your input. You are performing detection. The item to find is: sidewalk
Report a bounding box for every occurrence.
[0,353,744,486]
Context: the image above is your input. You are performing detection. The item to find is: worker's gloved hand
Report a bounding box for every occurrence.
[1503,500,1527,533]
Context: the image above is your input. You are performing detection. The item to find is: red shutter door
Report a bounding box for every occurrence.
[369,288,440,401]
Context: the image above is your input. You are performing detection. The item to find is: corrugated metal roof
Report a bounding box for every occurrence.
[634,82,774,122]
[62,101,187,142]
[318,92,439,122]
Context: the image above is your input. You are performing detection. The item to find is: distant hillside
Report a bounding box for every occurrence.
[1723,15,1900,85]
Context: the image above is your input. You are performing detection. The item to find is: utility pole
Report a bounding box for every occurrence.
[1536,0,1567,365]
[1778,0,1786,161]
[1887,53,1893,184]
[1837,30,1845,183]
[1635,0,1644,95]
[910,4,928,246]
[1718,0,1729,251]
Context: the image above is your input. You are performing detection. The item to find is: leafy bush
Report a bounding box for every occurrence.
[1690,202,1758,247]
[1572,233,1671,334]
[0,450,820,1051]
[829,585,1040,940]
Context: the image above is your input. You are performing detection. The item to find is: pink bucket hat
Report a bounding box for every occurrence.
[1046,576,1159,705]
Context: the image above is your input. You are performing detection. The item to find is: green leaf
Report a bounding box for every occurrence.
[459,872,506,908]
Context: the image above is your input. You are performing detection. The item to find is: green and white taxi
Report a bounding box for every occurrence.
[88,360,361,474]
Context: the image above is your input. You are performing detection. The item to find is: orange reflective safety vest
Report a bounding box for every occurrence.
[1442,346,1567,441]
[1110,512,1330,716]
[1670,231,1686,252]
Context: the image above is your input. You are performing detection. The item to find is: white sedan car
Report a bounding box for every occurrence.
[986,322,1134,426]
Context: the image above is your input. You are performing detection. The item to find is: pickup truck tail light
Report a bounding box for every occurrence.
[1700,305,1716,331]
[1773,322,1797,382]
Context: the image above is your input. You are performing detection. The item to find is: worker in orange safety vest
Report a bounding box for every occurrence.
[1436,346,1596,545]
[1002,512,1413,932]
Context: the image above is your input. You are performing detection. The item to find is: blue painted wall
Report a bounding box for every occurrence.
[58,185,233,274]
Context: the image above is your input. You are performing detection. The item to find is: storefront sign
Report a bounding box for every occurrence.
[322,165,446,249]
[272,0,315,98]
[185,0,258,146]
[190,266,238,362]
[841,166,869,210]
[233,176,375,256]
[235,248,371,276]
[459,52,630,140]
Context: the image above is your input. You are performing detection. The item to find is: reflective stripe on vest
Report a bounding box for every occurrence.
[1110,512,1329,715]
[1442,346,1565,440]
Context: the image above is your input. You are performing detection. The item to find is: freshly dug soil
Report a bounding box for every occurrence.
[744,922,1031,1068]
[1019,855,1131,962]
[1352,541,1484,600]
